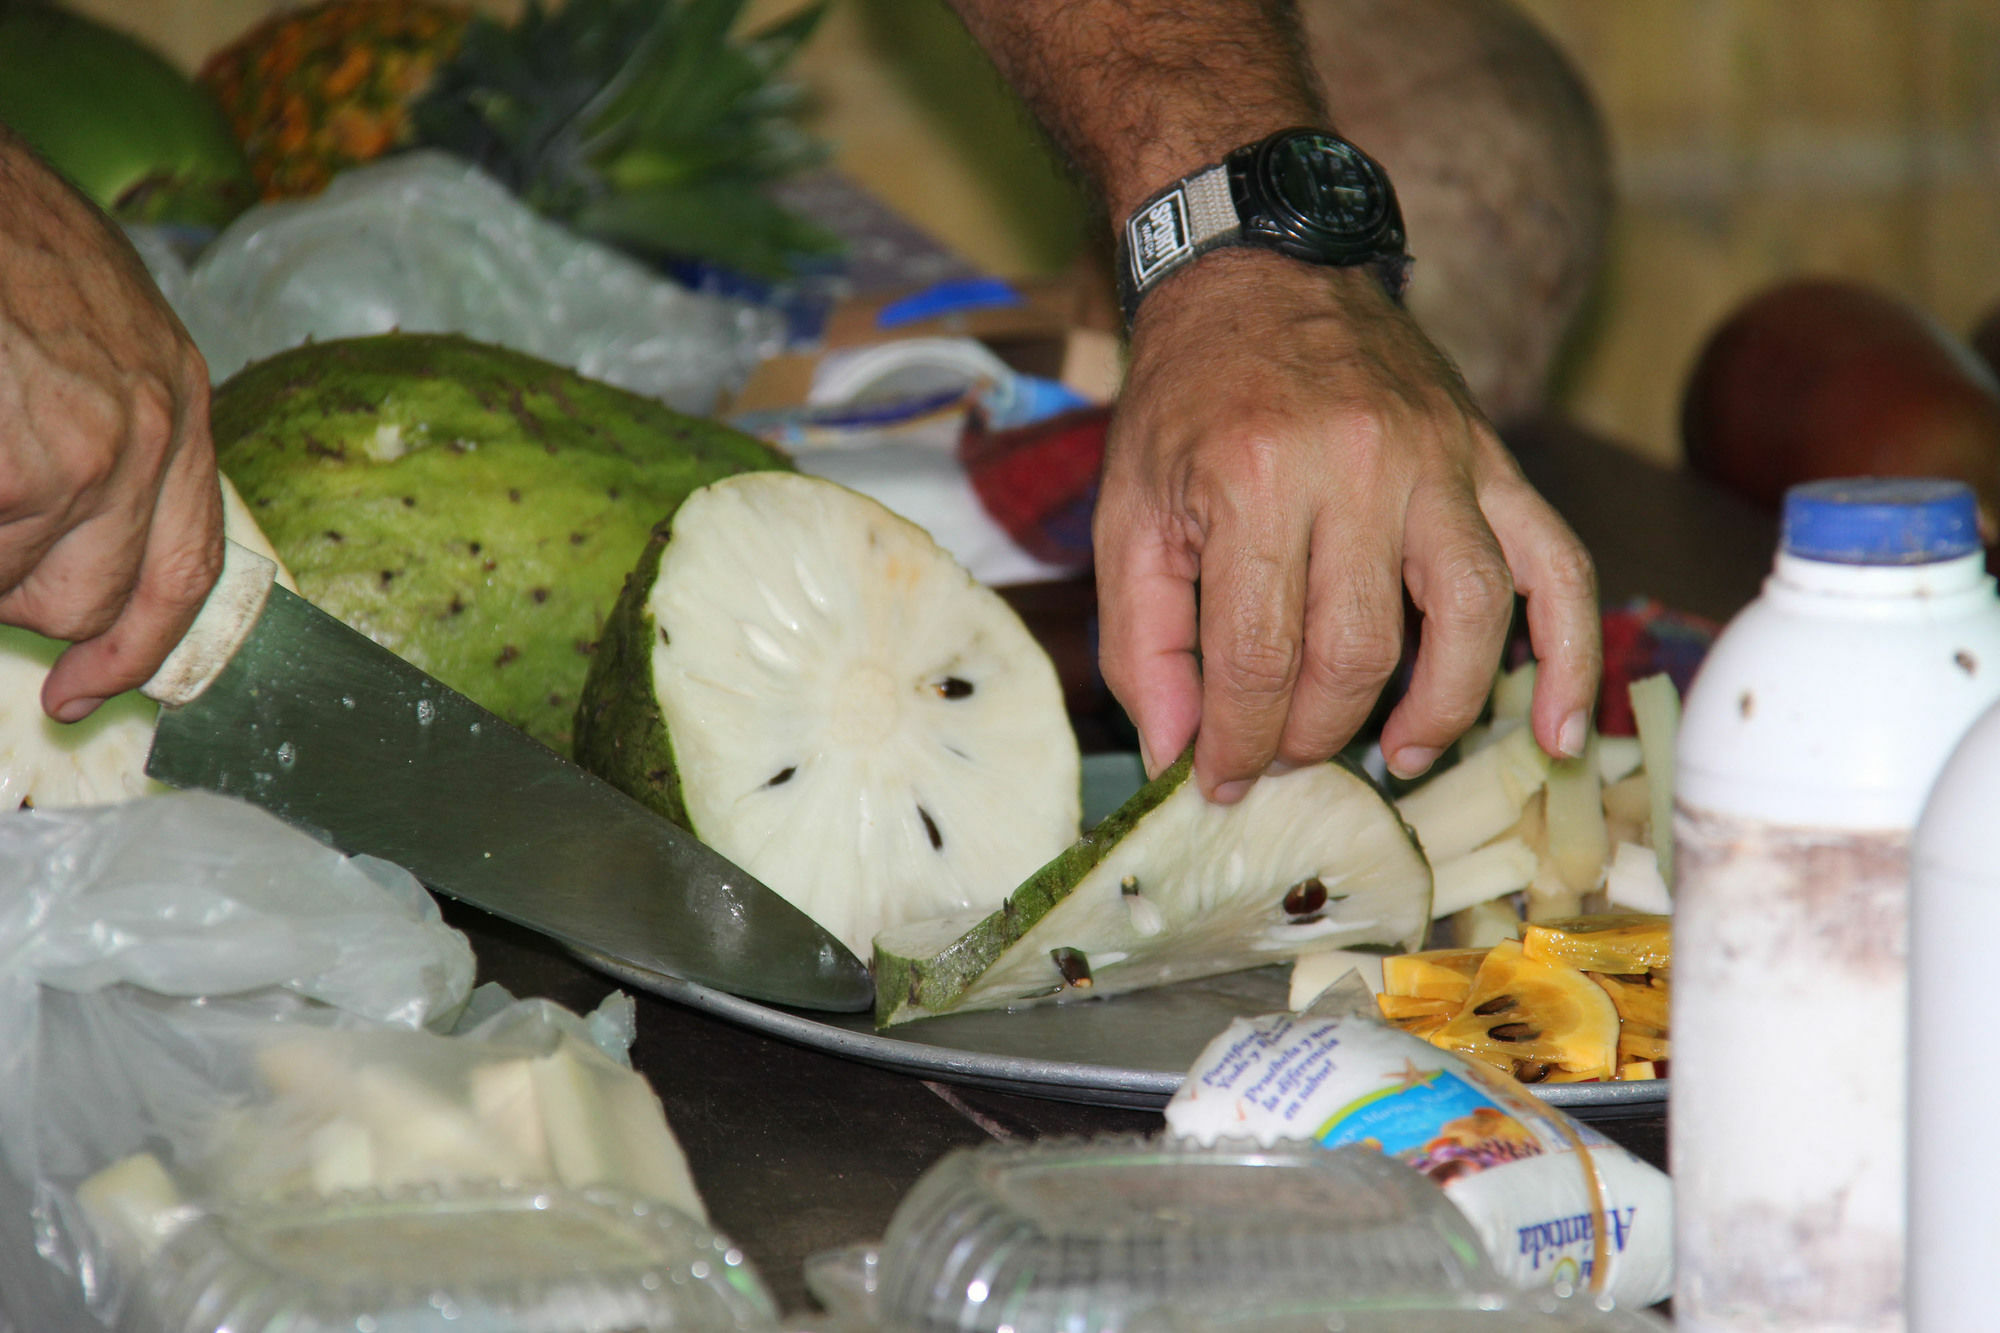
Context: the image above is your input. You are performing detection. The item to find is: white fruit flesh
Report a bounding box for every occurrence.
[876,758,1430,1021]
[1395,721,1552,864]
[648,473,1080,960]
[0,478,293,811]
[0,634,162,808]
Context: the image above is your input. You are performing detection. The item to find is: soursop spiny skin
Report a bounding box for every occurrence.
[575,471,1082,962]
[873,746,1432,1026]
[212,333,789,753]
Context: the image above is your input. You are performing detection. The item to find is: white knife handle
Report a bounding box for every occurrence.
[142,539,278,707]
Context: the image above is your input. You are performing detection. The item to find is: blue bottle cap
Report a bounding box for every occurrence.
[1781,477,1982,565]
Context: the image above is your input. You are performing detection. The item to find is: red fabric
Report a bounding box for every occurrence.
[1592,598,1719,735]
[957,406,1110,570]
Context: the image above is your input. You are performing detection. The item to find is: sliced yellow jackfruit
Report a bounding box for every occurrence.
[1381,948,1489,1003]
[1432,940,1620,1080]
[1520,912,1671,974]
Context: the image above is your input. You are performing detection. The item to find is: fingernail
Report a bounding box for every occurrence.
[1388,746,1442,780]
[1138,734,1158,779]
[53,697,104,724]
[1211,778,1255,805]
[1559,709,1589,759]
[1268,758,1300,776]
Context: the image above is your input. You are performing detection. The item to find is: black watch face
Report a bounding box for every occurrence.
[1257,131,1390,243]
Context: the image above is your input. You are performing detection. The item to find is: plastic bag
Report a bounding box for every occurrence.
[140,151,786,415]
[1165,978,1673,1310]
[0,793,703,1332]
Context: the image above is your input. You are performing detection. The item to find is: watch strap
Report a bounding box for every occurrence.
[1115,136,1413,327]
[1117,163,1240,324]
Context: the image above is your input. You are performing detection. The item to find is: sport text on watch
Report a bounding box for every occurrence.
[1116,127,1412,326]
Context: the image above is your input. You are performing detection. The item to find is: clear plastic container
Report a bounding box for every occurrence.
[804,1134,1646,1333]
[1672,477,2000,1331]
[1124,1302,1670,1332]
[132,1181,782,1333]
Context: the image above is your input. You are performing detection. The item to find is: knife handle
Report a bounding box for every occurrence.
[142,539,278,708]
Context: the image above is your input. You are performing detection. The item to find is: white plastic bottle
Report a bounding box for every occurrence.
[1672,477,2000,1332]
[1909,695,2000,1332]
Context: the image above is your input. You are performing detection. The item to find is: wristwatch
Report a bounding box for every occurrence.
[1115,127,1412,325]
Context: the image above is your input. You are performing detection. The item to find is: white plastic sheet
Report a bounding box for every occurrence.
[138,152,785,415]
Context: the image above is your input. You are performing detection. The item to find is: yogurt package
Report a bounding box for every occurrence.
[1165,1011,1672,1308]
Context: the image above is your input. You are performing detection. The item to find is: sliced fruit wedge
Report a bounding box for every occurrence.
[873,750,1432,1026]
[1590,970,1670,1030]
[1381,947,1488,1003]
[1377,993,1461,1020]
[576,471,1080,962]
[1431,939,1620,1080]
[1520,912,1671,974]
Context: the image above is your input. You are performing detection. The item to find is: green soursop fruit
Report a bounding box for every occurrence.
[873,749,1433,1027]
[575,471,1080,962]
[212,333,788,752]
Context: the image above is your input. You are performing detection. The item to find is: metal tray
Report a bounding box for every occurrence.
[578,753,1667,1119]
[583,950,1668,1118]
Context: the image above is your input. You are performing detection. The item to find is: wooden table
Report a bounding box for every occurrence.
[453,421,1773,1312]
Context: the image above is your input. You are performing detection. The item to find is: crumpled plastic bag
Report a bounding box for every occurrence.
[0,792,695,1333]
[138,151,786,415]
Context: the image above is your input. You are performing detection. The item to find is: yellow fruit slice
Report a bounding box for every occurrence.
[1617,1027,1670,1065]
[1589,971,1669,1030]
[1618,1060,1660,1081]
[1389,1014,1451,1042]
[1376,994,1460,1022]
[1382,948,1489,1002]
[1520,912,1671,974]
[1432,940,1620,1080]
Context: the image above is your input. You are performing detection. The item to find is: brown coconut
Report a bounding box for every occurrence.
[1303,0,1613,425]
[1681,279,2000,532]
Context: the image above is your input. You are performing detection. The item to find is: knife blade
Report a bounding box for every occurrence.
[142,541,874,1013]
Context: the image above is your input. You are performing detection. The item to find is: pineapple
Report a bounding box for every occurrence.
[574,471,1082,962]
[199,0,474,200]
[199,0,836,277]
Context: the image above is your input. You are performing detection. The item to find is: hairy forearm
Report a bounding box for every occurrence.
[945,0,1326,221]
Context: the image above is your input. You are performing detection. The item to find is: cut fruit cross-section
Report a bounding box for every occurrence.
[576,472,1081,962]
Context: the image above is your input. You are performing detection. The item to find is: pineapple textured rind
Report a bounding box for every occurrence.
[214,333,789,752]
[874,750,1433,1026]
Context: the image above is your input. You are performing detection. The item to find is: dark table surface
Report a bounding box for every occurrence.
[449,420,1772,1313]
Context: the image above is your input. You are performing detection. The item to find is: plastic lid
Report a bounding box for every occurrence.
[1124,1302,1671,1332]
[1781,477,1981,565]
[137,1182,781,1333]
[842,1136,1507,1333]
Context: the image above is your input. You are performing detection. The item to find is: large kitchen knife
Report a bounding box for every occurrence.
[142,541,874,1013]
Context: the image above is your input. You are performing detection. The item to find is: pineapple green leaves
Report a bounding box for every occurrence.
[412,0,839,278]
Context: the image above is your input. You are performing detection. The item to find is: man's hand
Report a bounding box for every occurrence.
[1098,252,1601,799]
[943,0,1603,801]
[0,131,222,721]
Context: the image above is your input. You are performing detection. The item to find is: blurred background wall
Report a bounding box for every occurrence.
[66,0,2000,468]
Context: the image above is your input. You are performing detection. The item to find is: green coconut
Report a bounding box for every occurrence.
[873,749,1433,1027]
[0,3,254,228]
[212,333,789,752]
